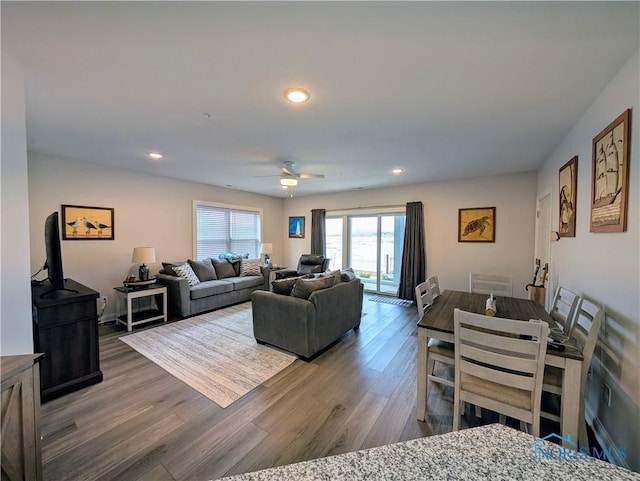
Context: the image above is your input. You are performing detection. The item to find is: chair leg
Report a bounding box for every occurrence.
[427,357,435,377]
[498,414,506,425]
[453,396,461,431]
[475,405,482,418]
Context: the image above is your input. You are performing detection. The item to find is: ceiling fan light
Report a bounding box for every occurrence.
[284,87,310,103]
[280,176,299,187]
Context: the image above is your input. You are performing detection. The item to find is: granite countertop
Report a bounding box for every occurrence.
[219,424,639,481]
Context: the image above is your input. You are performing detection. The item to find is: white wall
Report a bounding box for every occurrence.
[1,54,34,355]
[28,154,284,321]
[283,171,538,298]
[537,48,639,470]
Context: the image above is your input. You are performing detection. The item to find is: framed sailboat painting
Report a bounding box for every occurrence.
[289,216,305,238]
[590,109,631,233]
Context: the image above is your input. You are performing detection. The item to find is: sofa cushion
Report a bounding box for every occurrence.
[290,276,334,300]
[321,269,342,286]
[228,275,264,290]
[173,262,201,286]
[211,258,237,279]
[190,280,234,299]
[240,258,262,276]
[271,277,299,295]
[188,258,218,281]
[298,254,327,274]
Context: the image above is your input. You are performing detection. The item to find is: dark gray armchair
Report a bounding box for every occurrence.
[275,254,330,280]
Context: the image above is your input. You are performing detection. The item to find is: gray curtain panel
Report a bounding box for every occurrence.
[311,209,326,255]
[398,201,426,301]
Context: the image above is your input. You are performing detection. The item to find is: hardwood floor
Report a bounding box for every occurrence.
[40,295,558,481]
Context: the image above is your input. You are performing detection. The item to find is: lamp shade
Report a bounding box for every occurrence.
[131,247,156,264]
[259,243,273,255]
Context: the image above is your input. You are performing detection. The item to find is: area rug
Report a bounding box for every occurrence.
[368,295,414,307]
[119,303,297,408]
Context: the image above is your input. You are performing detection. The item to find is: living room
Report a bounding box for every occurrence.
[2,1,639,479]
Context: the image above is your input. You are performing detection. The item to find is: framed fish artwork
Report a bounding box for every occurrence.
[590,109,631,233]
[458,207,496,243]
[61,204,114,240]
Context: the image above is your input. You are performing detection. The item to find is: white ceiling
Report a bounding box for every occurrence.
[3,1,639,198]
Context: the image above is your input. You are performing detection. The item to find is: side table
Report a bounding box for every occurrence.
[113,284,167,331]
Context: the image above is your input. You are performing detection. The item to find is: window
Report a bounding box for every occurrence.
[194,201,262,260]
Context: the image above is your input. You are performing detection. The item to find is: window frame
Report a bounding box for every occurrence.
[192,200,263,261]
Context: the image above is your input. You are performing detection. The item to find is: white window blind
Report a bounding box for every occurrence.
[194,202,261,260]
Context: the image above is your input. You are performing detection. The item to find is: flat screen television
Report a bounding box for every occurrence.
[44,211,65,291]
[40,212,77,297]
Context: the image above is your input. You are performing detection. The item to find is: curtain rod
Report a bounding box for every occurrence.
[324,204,406,213]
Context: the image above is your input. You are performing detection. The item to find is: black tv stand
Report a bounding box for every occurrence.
[31,278,102,401]
[38,279,80,299]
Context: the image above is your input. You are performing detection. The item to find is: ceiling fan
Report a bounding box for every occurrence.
[264,161,325,187]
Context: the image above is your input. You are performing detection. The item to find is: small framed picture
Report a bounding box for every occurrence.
[61,204,114,240]
[289,216,305,238]
[458,207,496,243]
[559,156,578,237]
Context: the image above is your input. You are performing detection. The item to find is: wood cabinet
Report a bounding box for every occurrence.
[1,354,44,481]
[31,279,103,402]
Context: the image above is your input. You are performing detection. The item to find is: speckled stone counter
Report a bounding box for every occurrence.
[219,424,639,480]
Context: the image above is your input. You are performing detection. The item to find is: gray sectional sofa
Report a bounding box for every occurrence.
[251,271,364,359]
[156,257,265,318]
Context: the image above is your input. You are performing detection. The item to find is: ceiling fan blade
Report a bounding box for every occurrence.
[298,173,325,179]
[281,166,296,176]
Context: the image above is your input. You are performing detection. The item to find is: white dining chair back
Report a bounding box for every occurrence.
[415,281,433,318]
[453,308,548,436]
[469,273,513,297]
[548,286,580,335]
[427,275,441,300]
[415,280,455,390]
[541,298,604,453]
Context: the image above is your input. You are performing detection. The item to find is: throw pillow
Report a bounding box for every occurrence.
[159,262,180,276]
[211,258,237,279]
[188,258,218,281]
[271,277,299,295]
[173,263,201,286]
[341,267,357,282]
[240,258,262,276]
[290,276,334,300]
[322,269,342,286]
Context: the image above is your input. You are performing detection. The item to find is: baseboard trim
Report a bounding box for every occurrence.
[586,407,631,470]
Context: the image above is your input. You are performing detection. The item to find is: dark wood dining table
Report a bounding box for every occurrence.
[416,289,583,447]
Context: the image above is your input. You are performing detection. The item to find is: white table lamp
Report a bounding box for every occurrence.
[259,242,273,266]
[132,247,156,281]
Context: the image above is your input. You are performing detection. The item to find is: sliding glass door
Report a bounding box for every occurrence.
[326,211,405,295]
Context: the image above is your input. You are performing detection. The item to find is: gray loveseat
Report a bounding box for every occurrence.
[251,273,364,359]
[156,258,265,318]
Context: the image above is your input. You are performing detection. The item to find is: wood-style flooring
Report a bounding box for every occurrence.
[40,295,561,481]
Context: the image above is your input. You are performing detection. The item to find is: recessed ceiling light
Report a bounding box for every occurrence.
[392,168,404,175]
[147,151,163,160]
[284,87,310,104]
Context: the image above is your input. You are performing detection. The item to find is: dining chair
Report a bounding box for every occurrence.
[415,281,454,390]
[548,286,580,336]
[541,298,604,454]
[427,275,441,300]
[469,273,513,297]
[453,308,549,436]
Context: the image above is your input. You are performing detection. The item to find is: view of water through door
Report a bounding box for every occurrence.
[326,212,405,295]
